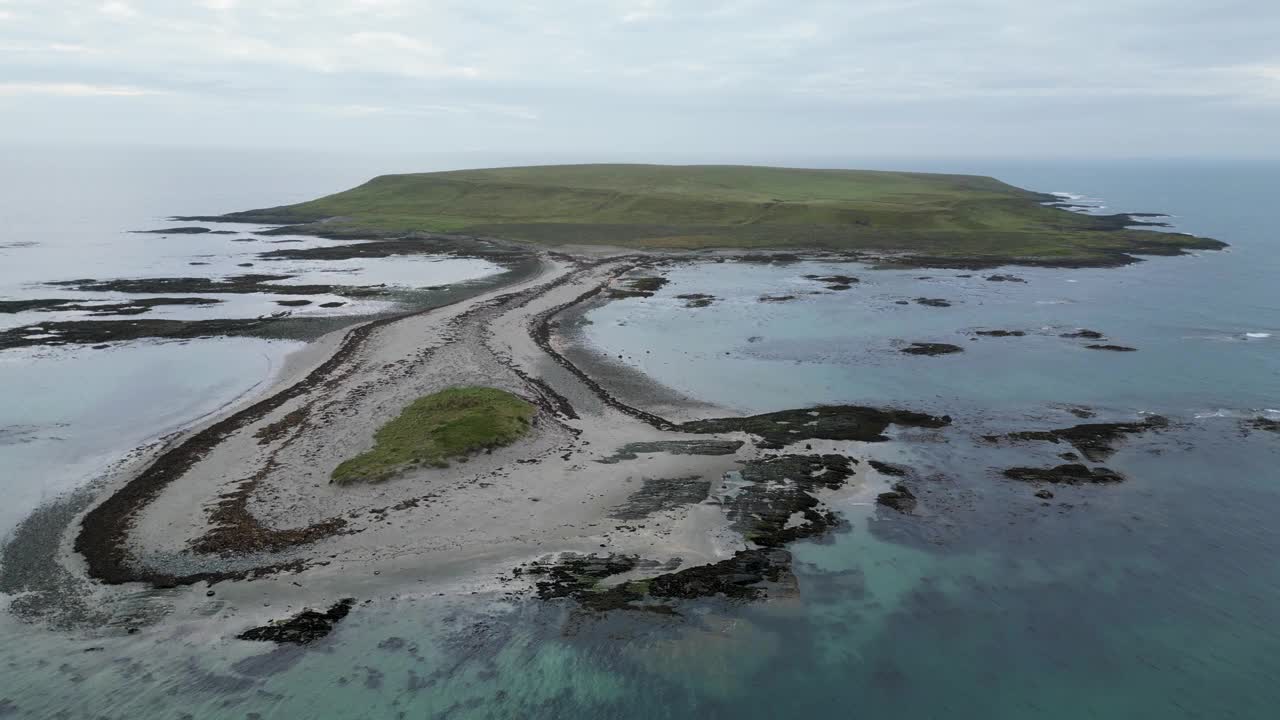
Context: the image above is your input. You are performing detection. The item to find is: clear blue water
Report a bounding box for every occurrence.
[1,155,1277,719]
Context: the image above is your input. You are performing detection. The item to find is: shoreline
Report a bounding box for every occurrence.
[13,247,953,633]
[9,218,1217,633]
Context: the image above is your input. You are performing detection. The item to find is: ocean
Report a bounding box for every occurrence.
[0,148,1276,718]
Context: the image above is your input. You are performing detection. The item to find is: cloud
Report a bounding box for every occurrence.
[0,0,1276,155]
[324,100,536,120]
[99,2,137,19]
[0,82,162,97]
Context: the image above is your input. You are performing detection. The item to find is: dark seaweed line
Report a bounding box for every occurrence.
[529,264,680,432]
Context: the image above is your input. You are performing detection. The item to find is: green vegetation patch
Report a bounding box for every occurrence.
[203,164,1225,265]
[331,387,534,485]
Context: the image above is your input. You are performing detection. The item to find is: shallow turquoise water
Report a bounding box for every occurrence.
[2,158,1278,719]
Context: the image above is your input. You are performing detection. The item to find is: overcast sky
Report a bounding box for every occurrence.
[2,0,1278,158]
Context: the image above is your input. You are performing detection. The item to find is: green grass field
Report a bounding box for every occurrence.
[331,387,534,485]
[213,164,1223,264]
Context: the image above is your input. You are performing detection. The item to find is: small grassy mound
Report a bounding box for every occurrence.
[331,387,534,485]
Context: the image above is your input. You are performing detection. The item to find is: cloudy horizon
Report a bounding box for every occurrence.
[2,0,1278,159]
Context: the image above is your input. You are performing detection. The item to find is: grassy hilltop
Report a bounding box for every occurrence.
[201,164,1223,265]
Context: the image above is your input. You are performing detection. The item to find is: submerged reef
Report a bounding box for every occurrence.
[678,405,951,449]
[1002,464,1126,485]
[900,342,964,356]
[238,599,356,645]
[982,416,1169,462]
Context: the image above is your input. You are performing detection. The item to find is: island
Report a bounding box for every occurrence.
[178,163,1223,267]
[5,164,1217,632]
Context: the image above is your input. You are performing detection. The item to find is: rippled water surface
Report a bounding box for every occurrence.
[1,154,1277,719]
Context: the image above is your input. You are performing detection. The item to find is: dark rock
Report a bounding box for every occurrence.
[679,405,950,449]
[1034,489,1055,499]
[256,236,527,261]
[526,454,858,613]
[1085,344,1138,352]
[1003,464,1125,485]
[0,297,220,316]
[900,342,964,356]
[727,454,857,545]
[1,317,288,350]
[608,276,669,299]
[758,294,796,303]
[275,300,312,307]
[609,477,712,520]
[598,439,743,464]
[983,416,1168,462]
[805,274,859,290]
[48,274,385,298]
[876,483,917,512]
[1061,329,1105,339]
[675,293,716,308]
[1243,417,1280,434]
[319,301,346,308]
[868,460,910,477]
[974,330,1025,337]
[132,226,211,234]
[913,297,952,307]
[237,599,355,645]
[986,274,1027,282]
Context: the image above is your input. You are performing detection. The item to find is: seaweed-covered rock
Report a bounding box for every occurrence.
[49,274,385,298]
[805,275,859,291]
[876,483,917,512]
[0,317,289,350]
[1243,417,1280,434]
[868,460,910,477]
[983,416,1167,462]
[900,342,963,356]
[647,548,793,601]
[132,226,212,234]
[1003,464,1125,485]
[609,477,712,520]
[678,405,950,449]
[525,453,863,614]
[609,276,669,299]
[597,439,743,464]
[727,454,857,546]
[675,293,716,308]
[237,599,355,645]
[1060,329,1105,340]
[0,297,220,316]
